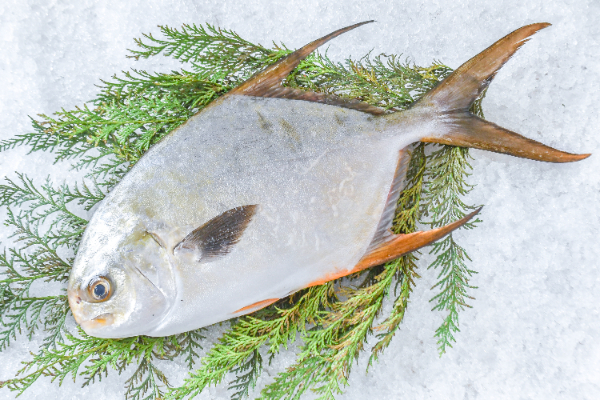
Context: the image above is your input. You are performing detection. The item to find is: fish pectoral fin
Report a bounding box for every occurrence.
[173,205,258,262]
[228,21,386,116]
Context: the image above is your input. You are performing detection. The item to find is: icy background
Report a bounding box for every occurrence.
[1,0,599,399]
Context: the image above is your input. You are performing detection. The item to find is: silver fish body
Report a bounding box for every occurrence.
[67,22,589,338]
[70,96,428,337]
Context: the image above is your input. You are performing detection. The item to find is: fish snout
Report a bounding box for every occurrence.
[67,286,84,325]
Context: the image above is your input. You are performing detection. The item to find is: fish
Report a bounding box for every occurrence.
[67,21,589,338]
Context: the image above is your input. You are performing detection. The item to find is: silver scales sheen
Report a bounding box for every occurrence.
[67,22,590,338]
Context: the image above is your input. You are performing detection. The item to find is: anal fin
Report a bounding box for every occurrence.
[233,298,279,314]
[354,208,481,273]
[304,208,481,288]
[366,148,411,253]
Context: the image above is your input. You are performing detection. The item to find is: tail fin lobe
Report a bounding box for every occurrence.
[415,23,590,163]
[424,112,590,163]
[417,23,551,111]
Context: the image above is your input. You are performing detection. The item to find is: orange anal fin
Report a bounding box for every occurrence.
[354,207,482,273]
[304,270,352,288]
[234,298,279,314]
[303,208,482,289]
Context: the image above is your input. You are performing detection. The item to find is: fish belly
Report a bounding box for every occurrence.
[111,96,412,335]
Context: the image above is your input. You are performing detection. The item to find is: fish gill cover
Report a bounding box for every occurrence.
[0,23,481,399]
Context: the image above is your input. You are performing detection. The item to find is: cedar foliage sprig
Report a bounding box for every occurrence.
[423,145,480,355]
[0,23,480,399]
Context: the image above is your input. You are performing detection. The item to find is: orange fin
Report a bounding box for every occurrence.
[414,23,590,163]
[366,149,411,253]
[418,23,552,111]
[234,298,279,314]
[422,114,590,163]
[305,270,353,288]
[229,21,385,116]
[305,208,481,288]
[354,208,481,273]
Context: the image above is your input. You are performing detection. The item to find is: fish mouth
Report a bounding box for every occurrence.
[90,313,114,325]
[79,313,115,334]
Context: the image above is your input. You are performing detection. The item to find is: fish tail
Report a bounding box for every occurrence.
[414,23,589,163]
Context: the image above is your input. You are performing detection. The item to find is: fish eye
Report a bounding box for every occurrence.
[87,276,113,302]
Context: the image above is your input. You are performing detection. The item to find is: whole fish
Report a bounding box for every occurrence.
[67,22,589,338]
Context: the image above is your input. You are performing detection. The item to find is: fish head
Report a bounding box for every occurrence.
[68,213,175,338]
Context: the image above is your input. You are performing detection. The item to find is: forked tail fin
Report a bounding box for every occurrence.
[415,23,590,163]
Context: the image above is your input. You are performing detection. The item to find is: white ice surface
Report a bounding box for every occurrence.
[1,0,599,399]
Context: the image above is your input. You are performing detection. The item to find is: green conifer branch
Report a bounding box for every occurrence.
[422,145,480,355]
[228,348,263,400]
[291,55,451,111]
[0,331,176,396]
[167,284,334,399]
[127,24,288,83]
[124,357,170,400]
[0,23,483,399]
[175,329,206,370]
[258,266,396,399]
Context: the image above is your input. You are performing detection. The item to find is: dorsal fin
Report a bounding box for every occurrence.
[251,86,387,115]
[229,21,386,116]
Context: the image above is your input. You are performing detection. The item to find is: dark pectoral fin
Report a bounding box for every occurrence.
[174,205,258,262]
